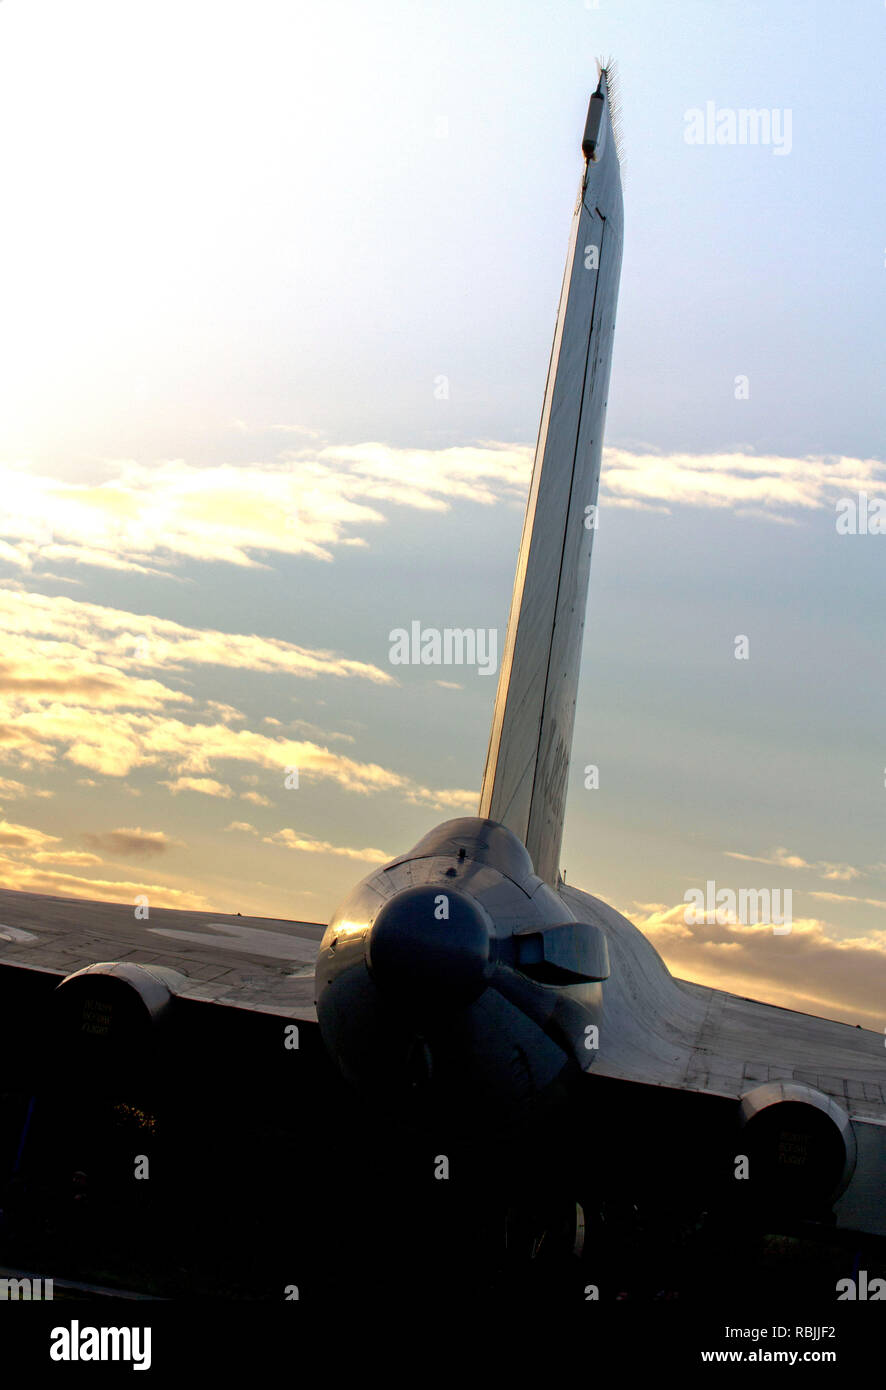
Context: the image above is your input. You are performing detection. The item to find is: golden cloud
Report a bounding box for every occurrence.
[0,775,53,799]
[724,846,864,883]
[0,817,60,850]
[80,826,174,858]
[162,776,235,798]
[0,695,477,813]
[0,852,210,910]
[31,849,103,866]
[264,828,391,864]
[0,588,392,687]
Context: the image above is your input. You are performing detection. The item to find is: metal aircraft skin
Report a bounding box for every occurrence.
[0,68,884,1264]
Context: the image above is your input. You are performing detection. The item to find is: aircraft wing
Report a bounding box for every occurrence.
[562,883,886,1237]
[0,886,320,1023]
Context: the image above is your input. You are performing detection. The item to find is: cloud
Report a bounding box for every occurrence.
[0,818,205,907]
[264,828,391,864]
[724,846,863,882]
[0,587,474,811]
[0,776,52,799]
[285,717,356,744]
[312,442,530,513]
[809,891,886,911]
[0,655,184,714]
[627,900,886,1029]
[204,701,247,724]
[818,865,862,883]
[31,849,103,866]
[0,588,392,688]
[0,852,210,909]
[600,449,886,515]
[403,785,478,813]
[0,694,476,811]
[725,847,811,870]
[0,446,530,579]
[162,776,235,798]
[80,827,174,858]
[37,544,175,578]
[224,821,259,835]
[0,817,60,850]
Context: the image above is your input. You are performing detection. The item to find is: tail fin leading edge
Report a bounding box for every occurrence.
[479,69,624,887]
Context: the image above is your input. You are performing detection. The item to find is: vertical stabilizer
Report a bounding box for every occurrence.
[479,67,623,886]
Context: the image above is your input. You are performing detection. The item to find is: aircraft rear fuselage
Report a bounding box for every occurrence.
[315,816,608,1134]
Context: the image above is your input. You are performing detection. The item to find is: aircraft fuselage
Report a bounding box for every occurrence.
[315,817,609,1135]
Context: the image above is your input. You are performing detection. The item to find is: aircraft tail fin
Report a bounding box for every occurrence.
[478,66,624,886]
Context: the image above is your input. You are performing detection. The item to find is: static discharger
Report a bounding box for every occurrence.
[582,61,623,168]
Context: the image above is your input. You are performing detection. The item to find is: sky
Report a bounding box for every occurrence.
[0,0,884,1029]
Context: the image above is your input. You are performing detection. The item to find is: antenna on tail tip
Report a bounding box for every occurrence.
[581,83,606,162]
[582,59,624,168]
